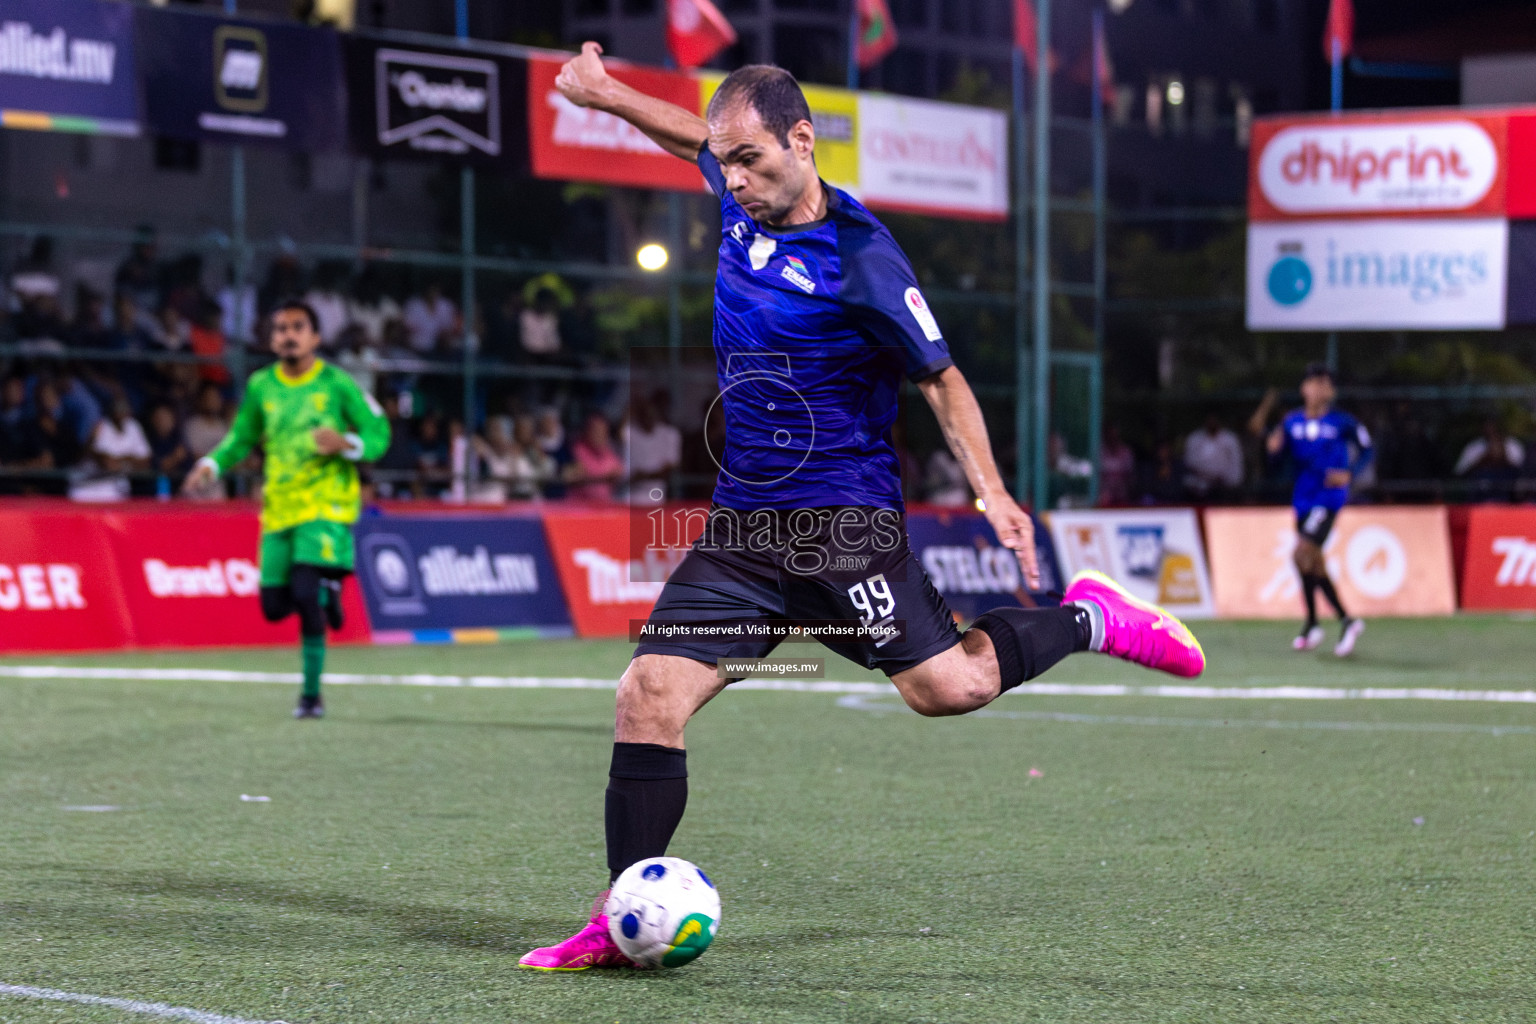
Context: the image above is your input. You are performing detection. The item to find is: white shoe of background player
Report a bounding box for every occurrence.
[1334,618,1365,658]
[1292,625,1324,651]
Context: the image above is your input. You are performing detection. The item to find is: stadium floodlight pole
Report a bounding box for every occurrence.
[1031,0,1052,513]
[846,1,860,90]
[1326,34,1342,374]
[457,0,479,470]
[1011,44,1031,505]
[1089,3,1107,507]
[225,0,248,415]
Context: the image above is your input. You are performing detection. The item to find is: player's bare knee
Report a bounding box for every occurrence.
[615,659,682,737]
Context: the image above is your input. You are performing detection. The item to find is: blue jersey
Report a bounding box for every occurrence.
[698,147,953,510]
[1275,407,1374,513]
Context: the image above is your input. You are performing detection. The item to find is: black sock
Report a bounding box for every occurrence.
[1315,574,1347,620]
[605,742,688,883]
[970,605,1087,694]
[1301,574,1320,628]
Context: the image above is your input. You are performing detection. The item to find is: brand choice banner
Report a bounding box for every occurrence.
[0,0,138,134]
[1249,112,1509,221]
[906,510,1061,621]
[137,6,344,149]
[1459,506,1536,611]
[1047,509,1216,620]
[1203,506,1455,619]
[354,514,571,635]
[1247,218,1509,330]
[344,36,528,169]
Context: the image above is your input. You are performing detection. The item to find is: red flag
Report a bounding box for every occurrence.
[1012,0,1059,74]
[855,0,898,70]
[667,0,737,70]
[1323,0,1353,60]
[1094,14,1113,102]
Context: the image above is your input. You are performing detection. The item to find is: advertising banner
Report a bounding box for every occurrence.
[856,93,1008,220]
[1249,111,1510,222]
[353,513,571,639]
[101,506,370,648]
[0,0,138,135]
[343,35,528,170]
[1247,218,1508,330]
[1203,506,1456,619]
[1459,505,1536,611]
[0,506,131,652]
[542,508,696,638]
[137,7,345,150]
[1047,508,1216,620]
[527,54,705,192]
[906,509,1061,622]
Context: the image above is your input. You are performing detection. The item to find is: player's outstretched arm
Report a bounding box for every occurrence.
[918,365,1041,590]
[184,387,261,494]
[556,42,707,161]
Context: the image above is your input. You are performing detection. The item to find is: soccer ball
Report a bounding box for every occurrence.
[605,856,721,969]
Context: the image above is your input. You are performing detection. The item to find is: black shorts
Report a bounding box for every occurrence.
[633,506,963,675]
[1296,505,1340,546]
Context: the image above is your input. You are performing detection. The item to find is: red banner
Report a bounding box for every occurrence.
[1248,109,1516,222]
[0,506,133,652]
[541,507,702,638]
[0,503,369,653]
[1459,505,1536,611]
[527,55,706,192]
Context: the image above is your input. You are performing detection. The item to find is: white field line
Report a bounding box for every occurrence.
[0,984,285,1024]
[835,694,1536,735]
[2,664,1536,704]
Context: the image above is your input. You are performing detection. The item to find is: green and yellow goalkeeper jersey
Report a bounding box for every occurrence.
[205,360,390,533]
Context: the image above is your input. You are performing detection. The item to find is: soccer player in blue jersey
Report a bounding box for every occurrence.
[1260,364,1373,657]
[519,45,1206,971]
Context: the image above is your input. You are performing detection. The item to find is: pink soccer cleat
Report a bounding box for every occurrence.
[518,894,638,972]
[1063,570,1206,678]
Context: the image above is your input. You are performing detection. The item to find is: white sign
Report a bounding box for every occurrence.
[857,94,1008,219]
[1257,120,1499,215]
[1046,509,1215,619]
[1247,218,1508,330]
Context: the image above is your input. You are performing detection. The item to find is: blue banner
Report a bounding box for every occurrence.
[136,7,344,150]
[906,509,1063,621]
[0,0,138,135]
[354,514,573,638]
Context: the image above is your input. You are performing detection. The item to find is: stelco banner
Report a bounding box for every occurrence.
[1203,506,1456,619]
[353,513,571,639]
[906,509,1060,621]
[137,6,345,150]
[0,0,139,135]
[1458,505,1536,611]
[1047,508,1216,620]
[344,36,528,170]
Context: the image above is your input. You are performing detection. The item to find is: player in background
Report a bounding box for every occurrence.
[184,301,390,717]
[517,46,1205,972]
[1249,363,1373,656]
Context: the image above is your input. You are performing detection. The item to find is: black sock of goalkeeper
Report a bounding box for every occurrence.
[970,605,1089,694]
[1315,574,1347,620]
[606,742,687,884]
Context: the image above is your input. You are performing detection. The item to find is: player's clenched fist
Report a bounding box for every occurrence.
[556,41,612,109]
[983,494,1041,590]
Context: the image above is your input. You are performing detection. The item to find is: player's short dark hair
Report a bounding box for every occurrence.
[1302,362,1333,383]
[706,64,812,149]
[272,298,321,335]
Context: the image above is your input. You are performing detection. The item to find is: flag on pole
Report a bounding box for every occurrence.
[1094,12,1114,102]
[855,0,898,70]
[667,0,737,69]
[1323,0,1354,60]
[1012,0,1059,74]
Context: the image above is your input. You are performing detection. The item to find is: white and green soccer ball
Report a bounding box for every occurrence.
[605,856,721,969]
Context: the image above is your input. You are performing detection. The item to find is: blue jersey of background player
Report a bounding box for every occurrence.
[1257,363,1372,656]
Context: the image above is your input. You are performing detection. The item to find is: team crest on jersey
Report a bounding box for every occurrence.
[748,233,777,270]
[780,255,816,294]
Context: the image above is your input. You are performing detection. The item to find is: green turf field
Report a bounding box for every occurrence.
[2,617,1534,1023]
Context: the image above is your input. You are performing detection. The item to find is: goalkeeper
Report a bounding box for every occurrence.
[184,300,389,718]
